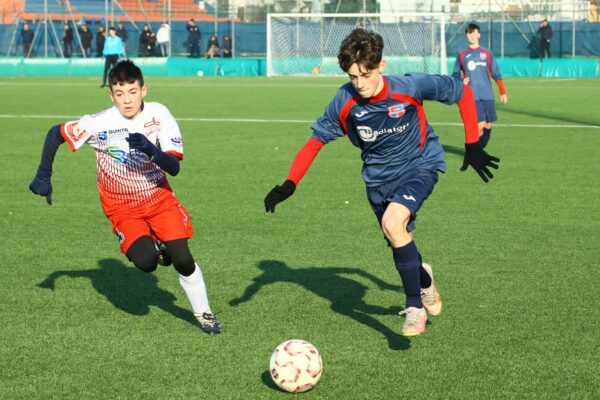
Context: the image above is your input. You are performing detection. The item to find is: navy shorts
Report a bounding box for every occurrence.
[366,169,439,233]
[475,100,497,123]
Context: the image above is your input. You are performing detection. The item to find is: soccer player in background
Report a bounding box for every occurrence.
[453,23,507,149]
[101,27,124,88]
[29,60,222,334]
[264,29,500,337]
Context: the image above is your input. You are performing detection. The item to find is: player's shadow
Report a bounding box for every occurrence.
[37,258,197,327]
[229,260,411,351]
[442,144,465,157]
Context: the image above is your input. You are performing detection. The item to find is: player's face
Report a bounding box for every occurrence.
[347,61,386,99]
[109,81,147,119]
[467,30,480,46]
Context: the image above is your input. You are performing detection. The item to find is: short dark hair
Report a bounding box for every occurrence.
[108,60,144,88]
[337,29,384,72]
[465,23,480,34]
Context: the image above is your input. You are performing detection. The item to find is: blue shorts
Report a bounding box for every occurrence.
[366,169,439,233]
[475,100,497,123]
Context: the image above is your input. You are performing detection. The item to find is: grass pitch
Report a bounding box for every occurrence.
[1,76,599,399]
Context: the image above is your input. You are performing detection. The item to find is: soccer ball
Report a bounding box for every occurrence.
[196,70,204,77]
[269,339,323,393]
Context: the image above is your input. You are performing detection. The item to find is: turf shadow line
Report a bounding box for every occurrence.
[37,258,197,327]
[229,260,411,351]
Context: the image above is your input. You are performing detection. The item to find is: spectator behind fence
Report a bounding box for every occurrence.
[78,23,93,57]
[117,22,128,56]
[206,34,219,58]
[139,24,151,56]
[63,24,73,57]
[156,23,170,57]
[186,19,201,58]
[537,19,553,58]
[22,22,34,57]
[101,27,124,88]
[148,31,158,56]
[96,25,106,57]
[221,34,232,58]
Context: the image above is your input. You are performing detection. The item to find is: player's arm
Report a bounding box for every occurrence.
[457,84,500,182]
[490,54,508,104]
[410,73,500,182]
[126,133,180,176]
[264,92,347,213]
[264,137,325,213]
[29,125,65,205]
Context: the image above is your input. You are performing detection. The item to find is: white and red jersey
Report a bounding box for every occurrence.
[60,102,184,209]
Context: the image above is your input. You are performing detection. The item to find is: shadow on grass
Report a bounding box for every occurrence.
[261,370,282,392]
[37,258,196,327]
[442,143,465,158]
[230,260,410,351]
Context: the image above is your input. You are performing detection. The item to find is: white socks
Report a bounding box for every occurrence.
[178,263,211,315]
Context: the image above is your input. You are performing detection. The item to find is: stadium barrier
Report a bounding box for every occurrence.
[0,57,596,78]
[0,57,266,76]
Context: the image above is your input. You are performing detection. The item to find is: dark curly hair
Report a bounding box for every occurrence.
[338,29,384,72]
[108,59,144,89]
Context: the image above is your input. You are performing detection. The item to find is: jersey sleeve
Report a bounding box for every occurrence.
[156,105,183,160]
[310,89,347,144]
[489,51,502,81]
[452,55,463,78]
[60,115,95,152]
[407,73,464,105]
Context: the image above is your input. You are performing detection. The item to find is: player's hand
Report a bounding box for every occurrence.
[500,94,508,104]
[126,132,156,158]
[29,168,53,205]
[264,180,296,213]
[463,77,470,85]
[460,142,500,183]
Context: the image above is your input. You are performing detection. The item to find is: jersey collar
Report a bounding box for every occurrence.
[368,76,389,103]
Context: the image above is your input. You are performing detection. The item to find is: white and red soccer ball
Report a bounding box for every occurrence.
[269,339,323,393]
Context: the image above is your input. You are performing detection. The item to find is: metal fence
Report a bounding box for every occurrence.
[1,0,599,58]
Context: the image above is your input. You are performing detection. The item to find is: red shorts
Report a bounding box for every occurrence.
[102,189,194,255]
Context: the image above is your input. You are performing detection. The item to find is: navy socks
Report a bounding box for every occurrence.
[392,241,423,309]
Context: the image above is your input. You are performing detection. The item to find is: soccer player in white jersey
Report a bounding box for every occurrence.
[29,60,221,334]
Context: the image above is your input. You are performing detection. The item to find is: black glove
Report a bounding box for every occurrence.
[460,142,500,183]
[264,180,296,213]
[126,132,157,158]
[29,167,53,205]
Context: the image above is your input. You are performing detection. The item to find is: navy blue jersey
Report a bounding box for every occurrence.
[453,46,501,101]
[311,73,464,187]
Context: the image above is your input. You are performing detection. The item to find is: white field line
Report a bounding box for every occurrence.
[0,114,598,129]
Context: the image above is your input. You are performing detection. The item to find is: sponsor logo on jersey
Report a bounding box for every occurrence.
[356,123,410,142]
[467,60,487,71]
[388,104,406,118]
[355,111,368,118]
[144,117,161,128]
[98,131,108,141]
[106,145,128,164]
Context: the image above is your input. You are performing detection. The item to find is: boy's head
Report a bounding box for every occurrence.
[108,60,147,119]
[465,23,481,46]
[108,27,116,36]
[338,29,386,99]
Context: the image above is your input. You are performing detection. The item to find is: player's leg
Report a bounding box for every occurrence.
[101,56,111,87]
[148,193,222,334]
[480,101,497,149]
[126,235,159,273]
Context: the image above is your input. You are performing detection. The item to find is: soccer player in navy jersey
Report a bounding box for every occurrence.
[453,23,508,149]
[264,29,500,337]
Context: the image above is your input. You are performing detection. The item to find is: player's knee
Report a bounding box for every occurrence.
[171,251,195,276]
[131,252,159,273]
